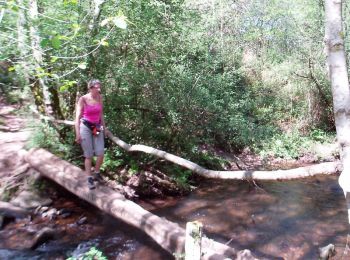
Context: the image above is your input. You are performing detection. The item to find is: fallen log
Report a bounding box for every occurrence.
[0,201,30,218]
[25,148,258,260]
[105,131,342,180]
[41,118,342,180]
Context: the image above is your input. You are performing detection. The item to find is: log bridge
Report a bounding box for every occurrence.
[25,148,258,260]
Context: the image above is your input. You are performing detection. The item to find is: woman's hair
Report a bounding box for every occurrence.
[88,79,101,89]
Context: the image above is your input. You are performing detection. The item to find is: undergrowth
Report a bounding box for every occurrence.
[255,128,336,159]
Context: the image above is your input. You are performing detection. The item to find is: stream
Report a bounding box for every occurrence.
[0,174,348,259]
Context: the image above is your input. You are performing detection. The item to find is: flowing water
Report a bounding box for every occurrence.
[0,174,348,259]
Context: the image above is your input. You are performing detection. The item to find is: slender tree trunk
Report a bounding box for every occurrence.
[28,0,54,116]
[87,0,106,75]
[324,0,350,223]
[0,8,5,23]
[17,0,45,112]
[17,0,31,87]
[48,83,64,119]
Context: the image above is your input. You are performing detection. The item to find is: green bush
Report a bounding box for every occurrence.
[257,130,312,159]
[67,246,107,260]
[27,121,77,160]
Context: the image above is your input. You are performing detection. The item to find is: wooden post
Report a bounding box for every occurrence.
[185,221,203,260]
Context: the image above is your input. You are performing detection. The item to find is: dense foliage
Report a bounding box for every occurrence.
[0,0,340,160]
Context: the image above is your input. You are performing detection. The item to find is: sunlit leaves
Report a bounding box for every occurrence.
[101,11,128,29]
[4,0,19,12]
[100,18,110,27]
[113,15,127,29]
[50,56,58,63]
[77,63,87,69]
[35,67,51,78]
[63,0,78,6]
[59,80,77,92]
[100,38,109,46]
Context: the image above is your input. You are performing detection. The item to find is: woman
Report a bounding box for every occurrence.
[75,79,106,189]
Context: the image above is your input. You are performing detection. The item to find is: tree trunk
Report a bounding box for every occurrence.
[87,0,106,75]
[106,131,341,180]
[34,117,342,180]
[324,0,350,223]
[28,0,53,116]
[24,148,258,260]
[17,0,28,66]
[29,79,46,114]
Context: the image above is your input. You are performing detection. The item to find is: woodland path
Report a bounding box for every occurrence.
[0,101,31,190]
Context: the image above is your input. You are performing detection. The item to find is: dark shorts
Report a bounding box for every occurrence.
[80,122,104,158]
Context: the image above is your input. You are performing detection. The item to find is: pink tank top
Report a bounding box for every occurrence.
[83,103,102,123]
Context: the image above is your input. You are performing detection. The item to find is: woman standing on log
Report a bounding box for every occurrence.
[75,79,106,189]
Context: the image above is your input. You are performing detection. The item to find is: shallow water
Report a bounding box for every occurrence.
[141,174,349,259]
[0,174,348,259]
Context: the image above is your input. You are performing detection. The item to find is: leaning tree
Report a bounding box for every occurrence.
[324,0,350,223]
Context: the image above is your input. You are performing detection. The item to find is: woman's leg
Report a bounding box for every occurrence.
[85,157,92,175]
[80,123,95,189]
[93,130,105,173]
[95,154,104,173]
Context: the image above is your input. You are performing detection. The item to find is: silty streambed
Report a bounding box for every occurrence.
[0,174,348,259]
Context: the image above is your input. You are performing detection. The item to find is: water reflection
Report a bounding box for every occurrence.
[142,174,348,259]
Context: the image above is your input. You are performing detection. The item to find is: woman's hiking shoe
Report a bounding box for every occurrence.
[94,172,103,182]
[87,176,96,189]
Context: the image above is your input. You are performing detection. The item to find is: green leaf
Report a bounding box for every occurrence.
[51,36,61,49]
[113,16,127,29]
[59,35,70,41]
[40,38,50,48]
[8,66,15,72]
[50,56,58,63]
[78,63,87,69]
[100,39,109,46]
[59,80,77,92]
[59,85,68,92]
[63,0,78,5]
[101,18,111,27]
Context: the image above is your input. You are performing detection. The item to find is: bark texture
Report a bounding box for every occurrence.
[324,0,350,222]
[25,148,258,260]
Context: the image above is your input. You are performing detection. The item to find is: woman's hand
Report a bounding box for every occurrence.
[75,134,81,144]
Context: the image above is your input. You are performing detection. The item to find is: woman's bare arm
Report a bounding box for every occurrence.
[75,97,84,143]
[100,96,106,130]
